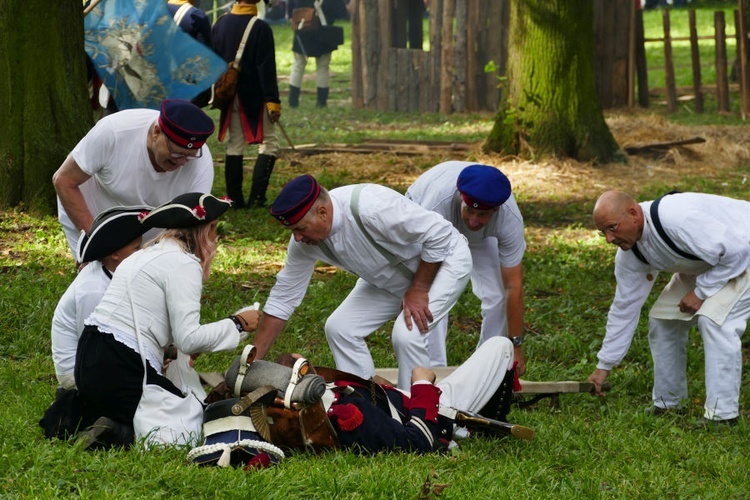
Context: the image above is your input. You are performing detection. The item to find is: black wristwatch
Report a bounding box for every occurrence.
[229,315,244,332]
[511,336,523,347]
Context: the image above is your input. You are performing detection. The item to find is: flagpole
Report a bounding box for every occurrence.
[83,0,102,17]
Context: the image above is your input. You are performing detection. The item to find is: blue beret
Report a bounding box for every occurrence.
[270,175,321,226]
[456,165,512,209]
[158,99,215,150]
[141,192,232,229]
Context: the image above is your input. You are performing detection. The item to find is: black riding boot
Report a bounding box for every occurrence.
[289,85,301,108]
[224,155,245,208]
[478,367,516,422]
[316,87,329,107]
[247,154,277,208]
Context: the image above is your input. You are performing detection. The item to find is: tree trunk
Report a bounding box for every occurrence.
[0,0,92,213]
[484,0,623,163]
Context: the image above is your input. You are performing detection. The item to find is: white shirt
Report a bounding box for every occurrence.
[263,184,466,320]
[57,109,214,253]
[86,239,240,373]
[405,160,526,267]
[51,263,112,381]
[597,193,750,370]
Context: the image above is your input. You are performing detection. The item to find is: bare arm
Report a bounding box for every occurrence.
[501,263,526,376]
[402,260,442,333]
[52,156,94,234]
[252,312,288,360]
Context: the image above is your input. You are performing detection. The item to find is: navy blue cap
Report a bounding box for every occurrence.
[270,174,321,226]
[141,193,232,229]
[456,164,512,210]
[158,99,215,150]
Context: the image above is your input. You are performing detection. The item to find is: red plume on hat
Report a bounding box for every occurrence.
[140,193,232,230]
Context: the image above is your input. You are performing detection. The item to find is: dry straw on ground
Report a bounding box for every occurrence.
[277,111,750,203]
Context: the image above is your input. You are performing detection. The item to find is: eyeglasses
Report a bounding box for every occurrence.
[165,135,202,160]
[598,214,625,237]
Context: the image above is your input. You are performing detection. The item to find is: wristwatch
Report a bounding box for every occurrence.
[229,315,244,333]
[510,336,523,347]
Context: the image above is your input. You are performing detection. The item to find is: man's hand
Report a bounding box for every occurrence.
[411,366,436,385]
[679,290,704,315]
[587,368,610,397]
[233,305,261,332]
[402,283,433,333]
[514,348,526,377]
[266,103,281,123]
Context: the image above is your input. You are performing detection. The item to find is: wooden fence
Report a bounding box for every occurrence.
[640,6,750,117]
[350,0,750,117]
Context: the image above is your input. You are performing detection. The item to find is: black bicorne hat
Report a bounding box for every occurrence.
[140,193,232,230]
[77,205,152,263]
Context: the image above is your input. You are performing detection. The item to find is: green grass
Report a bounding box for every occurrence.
[3,8,750,498]
[4,164,750,498]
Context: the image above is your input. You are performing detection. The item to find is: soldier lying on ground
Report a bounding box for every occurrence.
[188,336,529,467]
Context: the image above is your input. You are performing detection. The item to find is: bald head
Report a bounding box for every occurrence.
[593,191,637,221]
[593,190,644,249]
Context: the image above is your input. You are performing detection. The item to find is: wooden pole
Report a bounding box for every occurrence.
[663,9,678,112]
[689,10,704,113]
[635,9,650,107]
[738,0,750,119]
[439,0,455,114]
[83,0,102,16]
[715,11,730,113]
[628,0,636,107]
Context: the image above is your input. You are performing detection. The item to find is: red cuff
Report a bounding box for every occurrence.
[408,383,441,422]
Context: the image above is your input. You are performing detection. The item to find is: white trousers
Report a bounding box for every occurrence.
[435,336,514,412]
[226,95,279,157]
[428,237,507,366]
[289,51,331,88]
[325,243,472,389]
[648,286,750,420]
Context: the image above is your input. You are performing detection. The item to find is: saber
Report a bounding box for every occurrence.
[439,406,535,441]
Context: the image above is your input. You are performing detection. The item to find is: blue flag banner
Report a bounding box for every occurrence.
[84,0,226,110]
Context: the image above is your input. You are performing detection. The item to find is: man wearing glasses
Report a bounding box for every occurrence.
[53,99,216,259]
[588,190,750,427]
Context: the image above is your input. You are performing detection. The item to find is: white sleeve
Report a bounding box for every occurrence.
[70,118,116,177]
[363,191,456,264]
[263,237,318,320]
[671,219,750,300]
[596,249,658,371]
[165,260,240,354]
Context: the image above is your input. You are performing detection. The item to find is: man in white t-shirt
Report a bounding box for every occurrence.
[406,161,527,376]
[52,99,215,259]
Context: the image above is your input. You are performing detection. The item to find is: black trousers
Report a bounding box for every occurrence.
[74,326,183,424]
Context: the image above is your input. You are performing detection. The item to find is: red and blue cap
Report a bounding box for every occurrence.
[158,99,215,150]
[270,174,322,226]
[456,164,512,210]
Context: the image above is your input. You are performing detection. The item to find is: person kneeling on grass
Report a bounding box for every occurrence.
[72,193,261,450]
[40,205,150,440]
